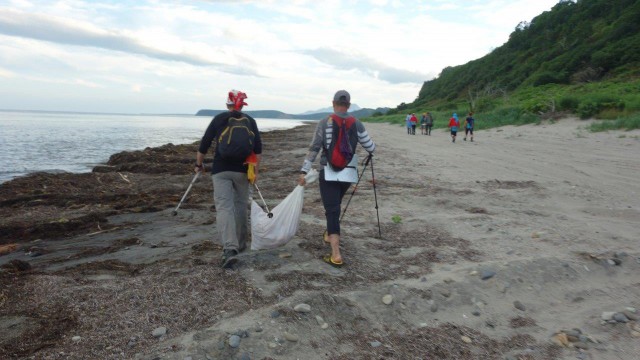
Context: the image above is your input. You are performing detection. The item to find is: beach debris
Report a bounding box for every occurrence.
[0,243,19,256]
[1,259,31,272]
[117,172,131,183]
[551,329,598,349]
[581,251,625,267]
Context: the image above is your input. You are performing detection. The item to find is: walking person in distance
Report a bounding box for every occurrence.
[425,112,434,135]
[449,112,460,143]
[464,112,475,142]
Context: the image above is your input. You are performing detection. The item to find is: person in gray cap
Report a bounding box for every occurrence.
[297,90,376,268]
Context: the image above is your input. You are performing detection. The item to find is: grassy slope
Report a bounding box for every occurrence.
[364,0,640,132]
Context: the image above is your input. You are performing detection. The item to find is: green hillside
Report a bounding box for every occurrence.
[368,0,640,131]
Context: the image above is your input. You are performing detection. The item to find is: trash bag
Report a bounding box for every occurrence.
[251,169,318,250]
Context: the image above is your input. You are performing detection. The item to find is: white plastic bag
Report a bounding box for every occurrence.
[250,169,318,250]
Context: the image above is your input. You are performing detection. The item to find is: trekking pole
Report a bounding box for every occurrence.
[253,183,273,218]
[369,155,382,238]
[340,154,372,222]
[172,171,200,216]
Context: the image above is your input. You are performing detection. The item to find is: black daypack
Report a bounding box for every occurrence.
[217,117,255,162]
[326,114,357,171]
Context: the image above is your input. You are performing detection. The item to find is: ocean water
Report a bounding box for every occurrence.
[0,110,309,183]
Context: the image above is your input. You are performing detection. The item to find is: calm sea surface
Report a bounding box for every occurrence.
[0,111,309,183]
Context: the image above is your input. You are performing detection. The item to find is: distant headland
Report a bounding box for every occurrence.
[195,107,390,120]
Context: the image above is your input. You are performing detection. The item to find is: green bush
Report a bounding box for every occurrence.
[523,100,550,114]
[475,97,498,112]
[559,96,580,111]
[577,102,600,118]
[589,112,640,131]
[533,71,568,86]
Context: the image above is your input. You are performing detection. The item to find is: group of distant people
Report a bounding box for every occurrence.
[405,111,475,142]
[405,112,434,135]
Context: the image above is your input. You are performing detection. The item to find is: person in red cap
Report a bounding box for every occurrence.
[195,89,262,268]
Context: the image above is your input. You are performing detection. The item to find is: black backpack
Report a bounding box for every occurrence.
[326,114,356,171]
[217,117,255,162]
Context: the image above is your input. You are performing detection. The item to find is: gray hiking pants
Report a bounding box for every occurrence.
[212,171,249,252]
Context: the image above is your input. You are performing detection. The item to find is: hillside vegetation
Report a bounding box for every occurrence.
[367,0,640,131]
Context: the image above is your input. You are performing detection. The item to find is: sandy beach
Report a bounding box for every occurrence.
[1,118,639,359]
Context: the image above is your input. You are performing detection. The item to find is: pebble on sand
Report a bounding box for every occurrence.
[283,332,299,342]
[461,336,472,344]
[294,303,311,313]
[382,294,393,305]
[228,335,241,348]
[480,269,496,280]
[513,300,526,311]
[152,327,167,338]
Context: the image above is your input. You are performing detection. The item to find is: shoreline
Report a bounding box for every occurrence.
[0,113,315,185]
[1,118,639,359]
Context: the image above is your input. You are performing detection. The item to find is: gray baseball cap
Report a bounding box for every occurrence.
[333,90,350,103]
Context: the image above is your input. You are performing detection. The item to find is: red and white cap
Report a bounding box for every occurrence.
[226,89,248,110]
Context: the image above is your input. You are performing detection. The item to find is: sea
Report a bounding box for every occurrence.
[0,110,310,184]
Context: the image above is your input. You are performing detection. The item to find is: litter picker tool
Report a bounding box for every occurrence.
[369,155,382,238]
[253,183,273,218]
[340,154,371,221]
[172,171,200,216]
[338,154,382,238]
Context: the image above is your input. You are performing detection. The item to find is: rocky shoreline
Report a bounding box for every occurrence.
[1,120,639,359]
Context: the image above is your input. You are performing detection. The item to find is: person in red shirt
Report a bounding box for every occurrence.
[409,113,418,135]
[448,113,460,143]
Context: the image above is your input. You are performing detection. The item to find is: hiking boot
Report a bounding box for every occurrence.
[221,249,238,269]
[471,138,474,142]
[463,137,467,141]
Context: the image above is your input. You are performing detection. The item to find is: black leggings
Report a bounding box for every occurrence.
[319,170,352,235]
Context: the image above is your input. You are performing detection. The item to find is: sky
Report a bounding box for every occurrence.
[0,0,560,115]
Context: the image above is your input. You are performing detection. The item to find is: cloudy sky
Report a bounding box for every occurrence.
[0,0,559,115]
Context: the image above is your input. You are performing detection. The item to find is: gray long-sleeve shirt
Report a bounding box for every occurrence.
[300,111,375,173]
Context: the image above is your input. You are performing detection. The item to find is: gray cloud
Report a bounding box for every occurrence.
[0,9,260,77]
[302,47,434,84]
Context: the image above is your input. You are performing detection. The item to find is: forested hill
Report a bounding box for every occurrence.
[412,0,640,108]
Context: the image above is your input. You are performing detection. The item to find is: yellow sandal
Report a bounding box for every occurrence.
[322,254,344,268]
